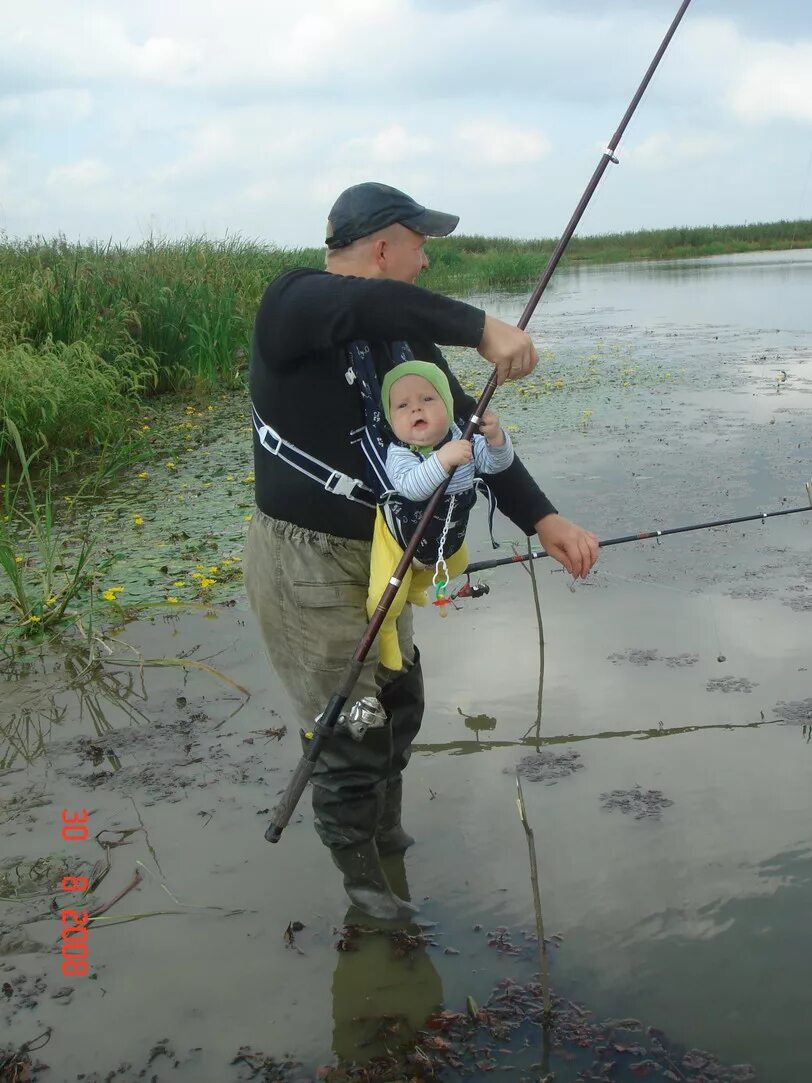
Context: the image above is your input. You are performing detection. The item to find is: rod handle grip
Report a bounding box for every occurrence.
[264,756,316,843]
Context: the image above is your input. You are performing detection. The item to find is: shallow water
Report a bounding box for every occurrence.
[2,249,811,1081]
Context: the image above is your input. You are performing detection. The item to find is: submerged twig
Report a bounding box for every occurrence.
[87,868,143,921]
[522,535,546,746]
[515,774,552,1018]
[104,656,249,696]
[128,797,166,877]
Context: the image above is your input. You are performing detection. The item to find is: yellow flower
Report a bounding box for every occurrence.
[195,563,205,570]
[222,559,232,567]
[165,461,176,470]
[244,515,252,522]
[29,614,41,623]
[15,555,24,564]
[46,595,57,605]
[173,580,186,587]
[243,475,254,484]
[199,577,216,589]
[226,475,235,482]
[208,566,218,573]
[137,471,148,479]
[142,424,151,432]
[207,405,214,411]
[167,597,179,604]
[133,515,144,526]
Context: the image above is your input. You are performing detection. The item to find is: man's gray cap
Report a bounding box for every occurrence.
[325,182,459,249]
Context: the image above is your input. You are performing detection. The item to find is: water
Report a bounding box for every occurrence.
[2,249,811,1081]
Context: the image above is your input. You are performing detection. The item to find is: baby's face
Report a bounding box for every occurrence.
[388,374,449,447]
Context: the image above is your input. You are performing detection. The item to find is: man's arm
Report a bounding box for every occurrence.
[257,269,485,368]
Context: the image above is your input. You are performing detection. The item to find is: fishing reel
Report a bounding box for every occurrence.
[303,696,388,746]
[453,578,490,601]
[338,696,388,742]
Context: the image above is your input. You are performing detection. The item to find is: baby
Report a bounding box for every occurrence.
[367,359,514,670]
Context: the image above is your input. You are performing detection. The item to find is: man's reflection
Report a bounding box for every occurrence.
[331,854,443,1064]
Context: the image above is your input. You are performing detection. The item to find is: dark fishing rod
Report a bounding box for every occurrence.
[264,0,694,845]
[464,498,812,577]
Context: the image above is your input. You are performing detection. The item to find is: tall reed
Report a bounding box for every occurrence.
[1,220,809,461]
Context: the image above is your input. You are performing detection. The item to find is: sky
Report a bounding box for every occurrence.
[1,0,811,247]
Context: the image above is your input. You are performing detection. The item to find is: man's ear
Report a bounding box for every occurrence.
[372,237,388,268]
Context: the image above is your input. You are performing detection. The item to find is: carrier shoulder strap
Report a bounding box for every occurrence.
[251,402,377,507]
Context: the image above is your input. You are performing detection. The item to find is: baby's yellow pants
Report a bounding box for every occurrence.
[367,507,469,671]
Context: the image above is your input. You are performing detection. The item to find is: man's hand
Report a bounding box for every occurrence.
[536,514,599,579]
[477,315,538,384]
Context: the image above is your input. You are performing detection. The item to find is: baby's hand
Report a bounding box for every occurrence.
[480,409,506,446]
[437,439,473,470]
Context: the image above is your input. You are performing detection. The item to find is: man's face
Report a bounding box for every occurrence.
[381,226,430,284]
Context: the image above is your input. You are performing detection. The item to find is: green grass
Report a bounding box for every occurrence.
[0,220,810,463]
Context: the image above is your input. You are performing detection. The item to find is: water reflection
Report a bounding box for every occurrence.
[457,706,498,742]
[617,844,812,1081]
[331,855,443,1064]
[1,647,152,769]
[414,715,780,757]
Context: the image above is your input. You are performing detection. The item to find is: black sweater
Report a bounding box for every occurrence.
[249,268,556,540]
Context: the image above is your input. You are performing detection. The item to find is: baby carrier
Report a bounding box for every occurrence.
[251,340,497,566]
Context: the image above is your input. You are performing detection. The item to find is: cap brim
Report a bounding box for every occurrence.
[400,207,459,238]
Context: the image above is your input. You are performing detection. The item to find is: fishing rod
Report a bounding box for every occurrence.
[264,0,694,845]
[463,492,812,578]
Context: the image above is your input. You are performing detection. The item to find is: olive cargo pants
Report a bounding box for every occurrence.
[244,510,424,849]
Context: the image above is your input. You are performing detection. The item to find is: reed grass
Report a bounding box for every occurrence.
[0,420,144,646]
[0,220,809,462]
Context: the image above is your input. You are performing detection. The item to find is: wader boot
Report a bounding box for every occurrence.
[376,776,415,856]
[375,650,424,856]
[330,839,418,922]
[308,703,419,921]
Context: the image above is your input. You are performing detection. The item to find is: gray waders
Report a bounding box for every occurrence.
[309,651,425,921]
[244,512,425,922]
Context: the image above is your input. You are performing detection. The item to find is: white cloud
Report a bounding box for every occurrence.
[623,131,736,170]
[2,1,810,243]
[345,125,433,164]
[729,43,812,123]
[46,159,110,188]
[455,120,550,166]
[0,89,92,127]
[132,36,203,82]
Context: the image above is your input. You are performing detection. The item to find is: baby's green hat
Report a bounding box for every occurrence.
[381,360,454,429]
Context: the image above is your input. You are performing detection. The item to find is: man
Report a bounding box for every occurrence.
[244,182,599,921]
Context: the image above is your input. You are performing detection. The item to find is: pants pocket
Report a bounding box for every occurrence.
[291,579,371,674]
